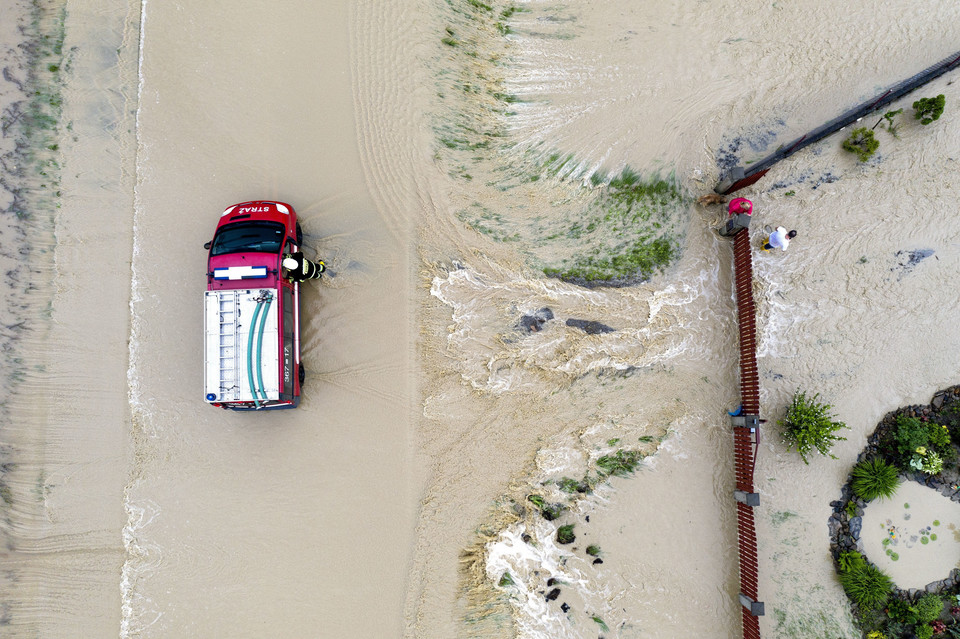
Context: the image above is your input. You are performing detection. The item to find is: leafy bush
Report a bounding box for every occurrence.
[909,449,944,475]
[913,94,945,125]
[915,623,934,639]
[851,458,900,501]
[842,127,880,161]
[837,551,893,610]
[887,597,919,624]
[915,593,945,624]
[892,415,953,472]
[779,391,848,463]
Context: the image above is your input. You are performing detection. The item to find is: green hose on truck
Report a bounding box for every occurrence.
[246,296,265,409]
[255,293,272,401]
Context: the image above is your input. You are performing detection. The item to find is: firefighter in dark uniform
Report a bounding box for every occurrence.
[281,251,325,282]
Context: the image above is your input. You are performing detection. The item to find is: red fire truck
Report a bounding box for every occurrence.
[203,200,304,409]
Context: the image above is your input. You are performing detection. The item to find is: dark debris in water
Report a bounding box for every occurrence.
[518,307,554,333]
[768,169,839,192]
[716,120,786,171]
[565,318,615,334]
[890,249,935,280]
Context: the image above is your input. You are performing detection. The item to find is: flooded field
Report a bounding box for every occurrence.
[0,0,959,637]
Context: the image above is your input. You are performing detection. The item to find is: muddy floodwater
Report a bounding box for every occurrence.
[1,0,960,637]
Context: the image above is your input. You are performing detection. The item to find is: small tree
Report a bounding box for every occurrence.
[880,108,903,137]
[842,127,879,161]
[779,391,848,464]
[913,94,945,125]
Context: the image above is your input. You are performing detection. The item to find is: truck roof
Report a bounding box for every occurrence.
[204,288,281,405]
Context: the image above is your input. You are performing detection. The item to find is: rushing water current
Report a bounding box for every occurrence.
[1,0,960,637]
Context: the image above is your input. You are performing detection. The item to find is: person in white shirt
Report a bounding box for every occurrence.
[764,227,797,251]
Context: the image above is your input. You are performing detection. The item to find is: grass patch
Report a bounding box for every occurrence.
[595,448,645,477]
[556,524,575,544]
[851,458,900,501]
[837,552,893,610]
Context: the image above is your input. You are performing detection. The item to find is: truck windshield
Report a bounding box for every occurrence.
[210,222,285,256]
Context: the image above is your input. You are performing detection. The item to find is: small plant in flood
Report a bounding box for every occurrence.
[556,524,576,544]
[851,458,901,501]
[498,572,514,587]
[913,94,945,125]
[585,544,601,557]
[556,477,591,494]
[590,615,609,632]
[527,494,565,521]
[779,390,848,464]
[842,127,880,162]
[595,448,645,477]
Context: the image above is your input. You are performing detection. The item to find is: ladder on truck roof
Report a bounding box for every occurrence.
[204,289,281,405]
[216,292,242,401]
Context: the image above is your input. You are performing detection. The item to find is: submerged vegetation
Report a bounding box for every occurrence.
[434,0,686,286]
[0,1,69,518]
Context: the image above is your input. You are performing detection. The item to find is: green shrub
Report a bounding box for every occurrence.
[779,391,848,464]
[886,598,918,624]
[851,458,900,501]
[914,593,944,623]
[915,623,934,639]
[837,552,893,610]
[892,415,953,472]
[842,127,879,161]
[913,94,945,125]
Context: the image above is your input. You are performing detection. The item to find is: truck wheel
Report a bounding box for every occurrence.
[296,223,303,246]
[298,363,305,385]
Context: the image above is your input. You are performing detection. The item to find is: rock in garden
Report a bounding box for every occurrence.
[848,516,862,538]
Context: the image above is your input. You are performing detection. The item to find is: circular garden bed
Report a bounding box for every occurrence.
[829,386,960,638]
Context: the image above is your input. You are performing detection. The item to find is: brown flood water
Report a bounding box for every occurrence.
[3,0,960,637]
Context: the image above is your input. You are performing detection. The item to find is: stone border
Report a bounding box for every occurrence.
[828,387,960,605]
